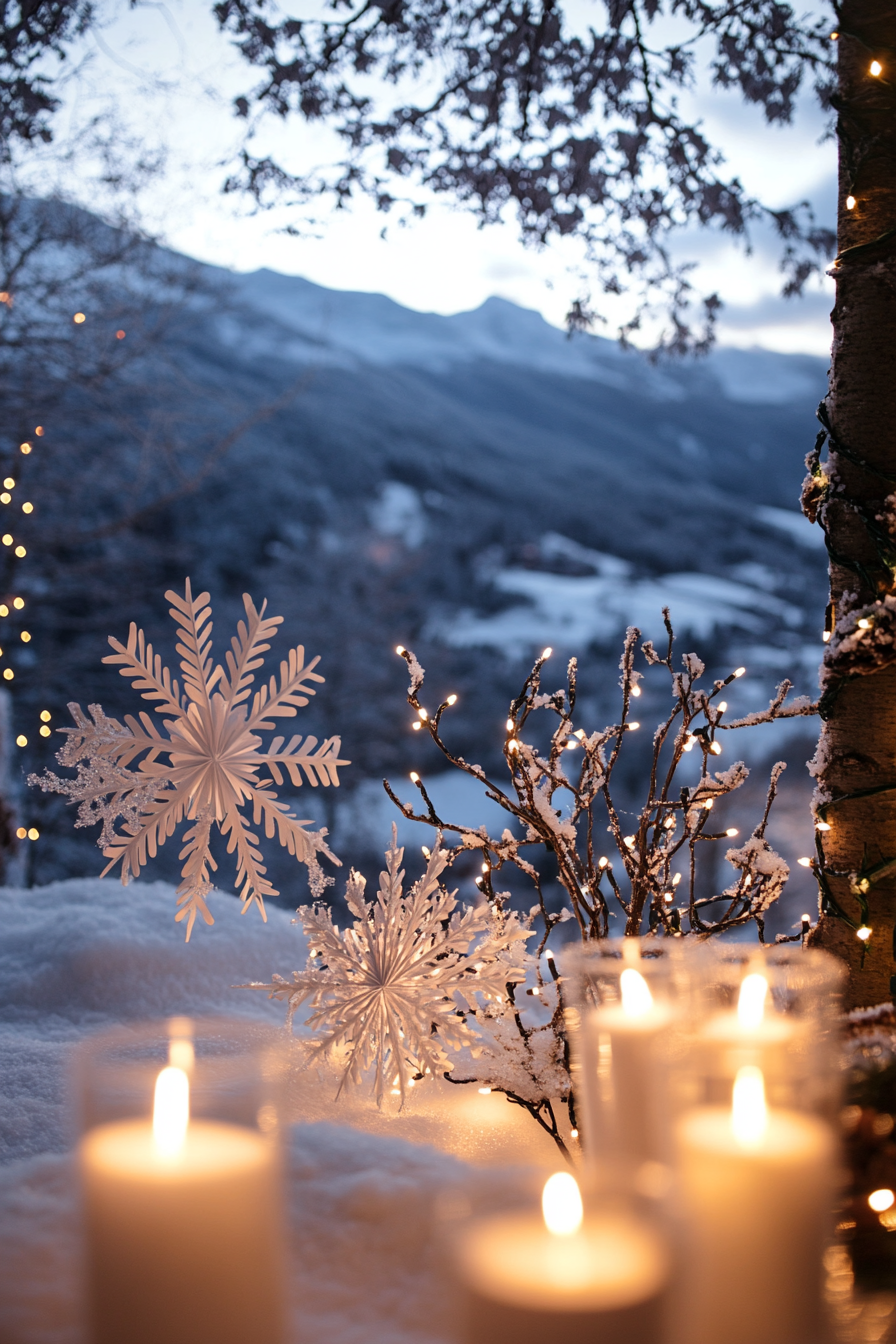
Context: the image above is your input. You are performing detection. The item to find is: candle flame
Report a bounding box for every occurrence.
[542,1172,583,1237]
[737,973,768,1030]
[620,967,653,1017]
[731,1065,768,1148]
[153,1066,189,1157]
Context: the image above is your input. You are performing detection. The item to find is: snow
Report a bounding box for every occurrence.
[0,876,555,1343]
[441,562,802,657]
[229,270,826,402]
[369,483,427,549]
[755,505,826,549]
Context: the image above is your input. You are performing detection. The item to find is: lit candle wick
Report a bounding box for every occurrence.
[737,972,768,1029]
[542,1172,583,1237]
[731,1065,768,1148]
[153,1066,190,1158]
[620,967,654,1017]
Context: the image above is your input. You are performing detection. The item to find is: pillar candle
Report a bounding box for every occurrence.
[79,1065,286,1344]
[455,1173,668,1344]
[674,1065,835,1344]
[581,960,672,1169]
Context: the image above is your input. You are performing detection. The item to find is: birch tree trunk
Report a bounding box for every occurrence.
[807,0,896,1008]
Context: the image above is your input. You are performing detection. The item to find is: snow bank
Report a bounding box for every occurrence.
[0,877,551,1344]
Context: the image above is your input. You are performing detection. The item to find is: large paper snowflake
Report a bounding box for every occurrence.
[30,581,349,938]
[251,825,533,1106]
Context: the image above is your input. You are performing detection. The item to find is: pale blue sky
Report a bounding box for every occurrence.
[42,0,837,354]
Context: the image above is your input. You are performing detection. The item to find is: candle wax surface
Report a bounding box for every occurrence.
[82,1117,272,1180]
[458,1210,669,1312]
[701,1011,795,1044]
[592,1003,672,1034]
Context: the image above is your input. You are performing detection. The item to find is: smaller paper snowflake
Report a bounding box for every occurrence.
[29,581,349,939]
[251,824,533,1106]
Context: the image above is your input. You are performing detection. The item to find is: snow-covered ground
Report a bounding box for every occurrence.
[0,877,553,1344]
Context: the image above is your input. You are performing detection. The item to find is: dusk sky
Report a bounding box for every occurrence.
[47,0,837,354]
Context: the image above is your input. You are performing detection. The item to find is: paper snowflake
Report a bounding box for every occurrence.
[30,581,349,938]
[251,825,533,1106]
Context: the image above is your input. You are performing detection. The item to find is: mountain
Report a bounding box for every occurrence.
[3,216,831,933]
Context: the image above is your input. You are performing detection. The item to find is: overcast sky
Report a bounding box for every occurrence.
[46,0,837,355]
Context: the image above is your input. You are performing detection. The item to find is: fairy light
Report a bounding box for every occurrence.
[15,827,25,839]
[20,632,30,643]
[573,729,585,740]
[14,547,25,558]
[816,820,831,832]
[703,797,714,810]
[116,329,126,340]
[624,835,636,848]
[27,827,38,840]
[481,862,489,873]
[411,721,421,730]
[2,535,12,547]
[39,710,50,722]
[478,1086,492,1095]
[33,428,42,438]
[683,735,696,752]
[565,739,577,749]
[846,195,857,210]
[870,60,883,76]
[505,718,514,732]
[13,598,24,609]
[823,630,831,642]
[628,721,641,731]
[672,873,681,886]
[418,708,428,720]
[0,495,10,506]
[3,670,13,681]
[3,479,13,490]
[734,667,746,678]
[421,845,431,857]
[798,857,812,868]
[717,701,727,712]
[857,618,871,629]
[21,503,32,514]
[508,740,519,753]
[831,29,839,38]
[19,443,31,455]
[631,685,641,697]
[541,647,553,659]
[15,735,26,747]
[570,1128,578,1139]
[869,1189,894,1212]
[39,725,50,737]
[664,891,674,902]
[73,312,86,324]
[395,645,405,655]
[857,925,873,941]
[410,771,419,782]
[598,856,608,868]
[446,694,457,705]
[710,742,722,755]
[726,827,738,837]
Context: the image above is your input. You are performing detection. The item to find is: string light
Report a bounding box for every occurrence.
[409,771,419,782]
[0,494,9,505]
[683,735,696,751]
[505,718,514,731]
[798,857,812,868]
[830,29,839,38]
[418,708,428,720]
[508,740,519,753]
[481,862,489,873]
[627,721,640,731]
[710,742,723,755]
[21,503,32,514]
[717,700,727,712]
[15,735,26,747]
[411,721,421,730]
[27,827,38,840]
[703,798,713,810]
[13,598,24,609]
[726,827,738,837]
[34,428,43,438]
[870,60,883,77]
[2,535,12,547]
[39,725,50,737]
[624,835,636,848]
[3,670,13,681]
[857,925,873,941]
[446,694,457,705]
[116,329,126,340]
[39,711,50,722]
[3,479,13,490]
[598,856,608,868]
[19,443,31,455]
[857,618,871,629]
[14,547,25,558]
[421,845,431,857]
[816,820,831,832]
[541,646,553,658]
[672,873,682,886]
[15,827,25,839]
[395,645,405,655]
[734,667,746,678]
[73,312,86,324]
[573,729,585,740]
[631,685,641,697]
[846,195,857,211]
[20,632,30,643]
[822,631,831,643]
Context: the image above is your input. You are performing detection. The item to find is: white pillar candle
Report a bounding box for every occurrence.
[582,961,672,1169]
[674,1064,835,1344]
[80,1064,286,1344]
[455,1172,668,1344]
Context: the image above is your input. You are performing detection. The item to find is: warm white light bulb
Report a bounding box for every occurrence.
[542,1172,583,1237]
[731,1065,768,1148]
[737,973,768,1029]
[153,1066,189,1157]
[620,968,654,1017]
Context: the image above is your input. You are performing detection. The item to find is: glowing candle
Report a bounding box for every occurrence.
[674,1065,834,1344]
[456,1172,668,1344]
[80,1059,286,1344]
[581,950,673,1171]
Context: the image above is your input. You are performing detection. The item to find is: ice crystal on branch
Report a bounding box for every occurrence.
[249,825,533,1106]
[29,581,349,938]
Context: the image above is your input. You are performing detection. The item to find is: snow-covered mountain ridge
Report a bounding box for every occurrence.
[226,269,827,406]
